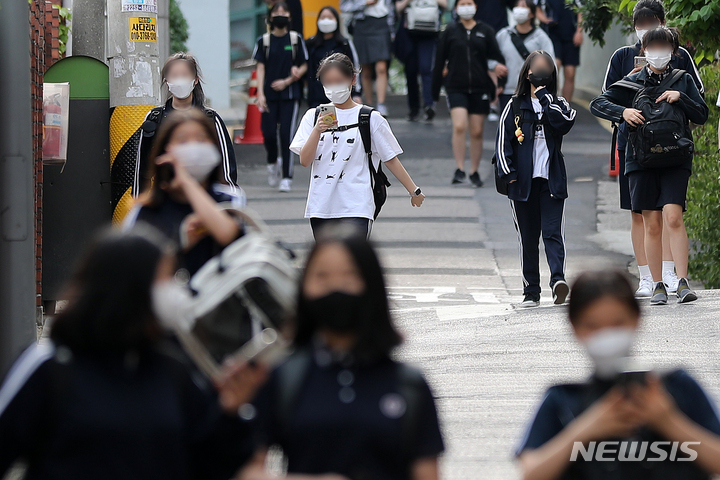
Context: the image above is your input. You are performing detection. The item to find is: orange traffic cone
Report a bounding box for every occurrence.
[609,148,620,177]
[241,70,264,144]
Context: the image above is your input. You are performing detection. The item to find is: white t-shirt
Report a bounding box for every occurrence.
[290,105,403,220]
[365,0,389,18]
[531,98,550,180]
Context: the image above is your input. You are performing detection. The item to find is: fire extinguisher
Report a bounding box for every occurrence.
[43,94,62,159]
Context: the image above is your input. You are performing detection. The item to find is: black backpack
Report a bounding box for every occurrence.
[612,69,694,169]
[314,105,391,220]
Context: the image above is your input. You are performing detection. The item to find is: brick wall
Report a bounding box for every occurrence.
[29,1,60,308]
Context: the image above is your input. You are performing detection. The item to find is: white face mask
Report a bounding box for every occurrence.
[167,78,195,99]
[151,281,194,332]
[645,50,672,70]
[512,6,531,24]
[635,28,649,42]
[323,83,352,104]
[171,142,221,182]
[317,18,338,34]
[456,4,477,19]
[582,327,636,380]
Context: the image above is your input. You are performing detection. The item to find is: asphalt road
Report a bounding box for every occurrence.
[236,95,720,479]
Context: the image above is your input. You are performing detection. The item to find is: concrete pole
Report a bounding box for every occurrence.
[107,0,161,223]
[158,0,170,60]
[71,0,107,61]
[0,1,38,374]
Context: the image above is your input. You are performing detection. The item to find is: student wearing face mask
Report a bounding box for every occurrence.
[305,6,361,109]
[136,52,238,196]
[124,110,245,276]
[516,270,720,480]
[495,50,575,307]
[432,0,508,187]
[291,53,425,239]
[253,2,309,193]
[240,227,445,480]
[0,227,267,480]
[600,0,703,300]
[494,0,555,113]
[591,27,708,306]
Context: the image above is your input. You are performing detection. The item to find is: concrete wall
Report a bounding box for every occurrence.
[575,23,630,98]
[178,0,231,109]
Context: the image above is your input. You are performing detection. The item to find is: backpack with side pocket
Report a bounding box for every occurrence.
[612,69,694,169]
[314,105,391,220]
[406,0,440,33]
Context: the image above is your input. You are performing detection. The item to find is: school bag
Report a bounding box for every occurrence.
[263,31,300,61]
[492,96,549,195]
[406,0,440,33]
[611,69,694,169]
[314,105,392,220]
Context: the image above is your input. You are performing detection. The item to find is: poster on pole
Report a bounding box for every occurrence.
[129,16,157,42]
[122,0,158,13]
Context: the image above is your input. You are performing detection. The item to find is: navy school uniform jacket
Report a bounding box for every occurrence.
[590,67,708,175]
[602,42,704,151]
[495,89,576,202]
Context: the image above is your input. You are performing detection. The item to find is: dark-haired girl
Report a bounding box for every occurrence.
[305,6,361,108]
[254,2,309,192]
[0,228,266,480]
[495,50,576,307]
[591,26,708,306]
[516,270,720,480]
[242,227,444,480]
[431,0,507,187]
[291,53,425,239]
[136,52,238,196]
[124,109,244,276]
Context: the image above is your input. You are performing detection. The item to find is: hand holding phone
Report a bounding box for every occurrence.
[316,105,338,132]
[634,56,648,69]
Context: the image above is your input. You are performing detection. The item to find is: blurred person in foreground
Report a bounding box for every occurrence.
[0,227,267,480]
[516,270,720,480]
[241,225,444,480]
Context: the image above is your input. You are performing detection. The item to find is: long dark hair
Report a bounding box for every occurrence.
[514,50,558,97]
[568,271,640,325]
[162,52,206,107]
[294,227,402,362]
[139,109,224,208]
[307,6,345,49]
[50,227,173,356]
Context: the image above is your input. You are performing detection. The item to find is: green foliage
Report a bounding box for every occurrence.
[169,0,189,54]
[53,4,71,56]
[572,0,632,47]
[666,0,720,63]
[684,64,720,287]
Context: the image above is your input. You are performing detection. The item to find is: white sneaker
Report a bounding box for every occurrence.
[278,178,292,192]
[635,276,654,298]
[267,163,279,187]
[663,271,680,294]
[487,112,500,122]
[376,103,388,117]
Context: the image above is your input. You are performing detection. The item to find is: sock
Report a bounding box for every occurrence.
[662,261,675,276]
[638,264,651,279]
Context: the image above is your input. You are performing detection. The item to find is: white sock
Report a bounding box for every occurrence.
[638,264,651,279]
[662,261,675,276]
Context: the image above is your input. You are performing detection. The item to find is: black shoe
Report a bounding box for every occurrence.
[424,106,435,122]
[406,111,419,122]
[676,278,698,304]
[521,293,541,307]
[552,280,569,305]
[452,169,466,184]
[469,172,483,188]
[650,281,668,305]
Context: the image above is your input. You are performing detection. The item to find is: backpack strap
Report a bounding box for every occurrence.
[141,106,164,136]
[611,78,642,92]
[508,28,531,60]
[659,68,686,90]
[289,31,299,62]
[358,105,373,157]
[262,32,271,59]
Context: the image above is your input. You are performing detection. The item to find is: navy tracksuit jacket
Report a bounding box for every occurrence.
[495,89,576,294]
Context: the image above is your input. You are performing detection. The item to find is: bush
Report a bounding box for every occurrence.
[685,63,720,287]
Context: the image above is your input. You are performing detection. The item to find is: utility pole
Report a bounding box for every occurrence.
[0,0,38,374]
[107,0,161,224]
[71,0,107,61]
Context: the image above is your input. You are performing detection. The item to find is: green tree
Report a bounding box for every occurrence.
[169,0,189,53]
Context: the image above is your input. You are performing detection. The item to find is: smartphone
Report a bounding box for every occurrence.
[634,56,648,68]
[317,104,337,127]
[618,369,648,387]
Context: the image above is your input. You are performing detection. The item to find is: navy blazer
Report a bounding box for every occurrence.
[495,89,576,202]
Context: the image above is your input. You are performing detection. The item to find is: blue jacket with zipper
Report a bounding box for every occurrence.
[495,88,576,202]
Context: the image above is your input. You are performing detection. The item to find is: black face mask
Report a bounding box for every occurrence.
[271,16,290,29]
[529,70,553,88]
[302,291,367,334]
